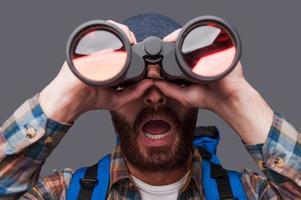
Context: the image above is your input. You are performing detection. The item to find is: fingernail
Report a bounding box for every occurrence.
[163,34,173,41]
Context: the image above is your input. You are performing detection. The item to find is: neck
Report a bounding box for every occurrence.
[126,154,192,186]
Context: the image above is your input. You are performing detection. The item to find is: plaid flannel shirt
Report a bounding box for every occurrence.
[0,94,300,200]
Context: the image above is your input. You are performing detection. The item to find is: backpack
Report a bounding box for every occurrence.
[66,126,248,200]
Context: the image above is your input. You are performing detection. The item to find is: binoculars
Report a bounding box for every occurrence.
[66,16,241,88]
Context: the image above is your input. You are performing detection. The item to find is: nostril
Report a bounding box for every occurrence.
[144,86,166,105]
[145,97,165,105]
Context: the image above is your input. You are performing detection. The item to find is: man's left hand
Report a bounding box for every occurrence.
[154,29,274,145]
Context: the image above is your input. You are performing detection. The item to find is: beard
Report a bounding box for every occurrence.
[110,105,198,172]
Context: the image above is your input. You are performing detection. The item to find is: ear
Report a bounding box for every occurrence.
[162,28,182,43]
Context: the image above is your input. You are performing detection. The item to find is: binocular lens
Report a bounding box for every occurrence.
[67,17,241,87]
[71,26,128,82]
[180,22,236,78]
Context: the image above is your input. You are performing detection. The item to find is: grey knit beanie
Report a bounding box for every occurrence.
[122,13,182,43]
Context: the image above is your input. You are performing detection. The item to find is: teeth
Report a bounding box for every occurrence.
[145,132,169,140]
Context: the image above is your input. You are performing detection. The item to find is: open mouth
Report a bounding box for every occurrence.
[140,119,174,145]
[143,119,171,139]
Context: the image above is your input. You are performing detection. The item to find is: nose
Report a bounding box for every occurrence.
[144,86,166,106]
[144,64,167,106]
[145,64,163,79]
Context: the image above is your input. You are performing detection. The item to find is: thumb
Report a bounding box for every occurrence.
[154,80,187,104]
[154,80,210,108]
[111,79,154,110]
[163,29,181,43]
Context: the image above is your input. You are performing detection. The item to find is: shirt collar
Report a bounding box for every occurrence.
[108,144,203,194]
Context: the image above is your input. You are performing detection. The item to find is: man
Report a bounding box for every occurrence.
[0,13,300,199]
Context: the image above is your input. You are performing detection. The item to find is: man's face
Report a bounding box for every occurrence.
[110,64,198,172]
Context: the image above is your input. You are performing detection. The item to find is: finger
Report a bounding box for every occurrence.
[129,31,137,44]
[163,28,182,43]
[209,61,244,90]
[111,79,154,110]
[107,20,135,44]
[154,80,210,108]
[153,80,189,105]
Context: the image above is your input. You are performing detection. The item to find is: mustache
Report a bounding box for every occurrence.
[133,105,181,133]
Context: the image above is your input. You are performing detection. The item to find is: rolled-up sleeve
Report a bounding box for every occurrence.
[242,113,301,199]
[0,93,72,197]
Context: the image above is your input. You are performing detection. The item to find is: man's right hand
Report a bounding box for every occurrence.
[39,20,153,124]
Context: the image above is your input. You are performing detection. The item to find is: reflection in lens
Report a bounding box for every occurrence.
[181,23,236,77]
[71,29,127,82]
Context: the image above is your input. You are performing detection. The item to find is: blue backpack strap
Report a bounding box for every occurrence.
[202,160,241,200]
[201,159,220,199]
[227,170,248,199]
[66,167,87,200]
[193,126,247,200]
[91,154,111,200]
[66,154,111,200]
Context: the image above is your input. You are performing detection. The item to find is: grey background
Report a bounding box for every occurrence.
[0,0,300,176]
